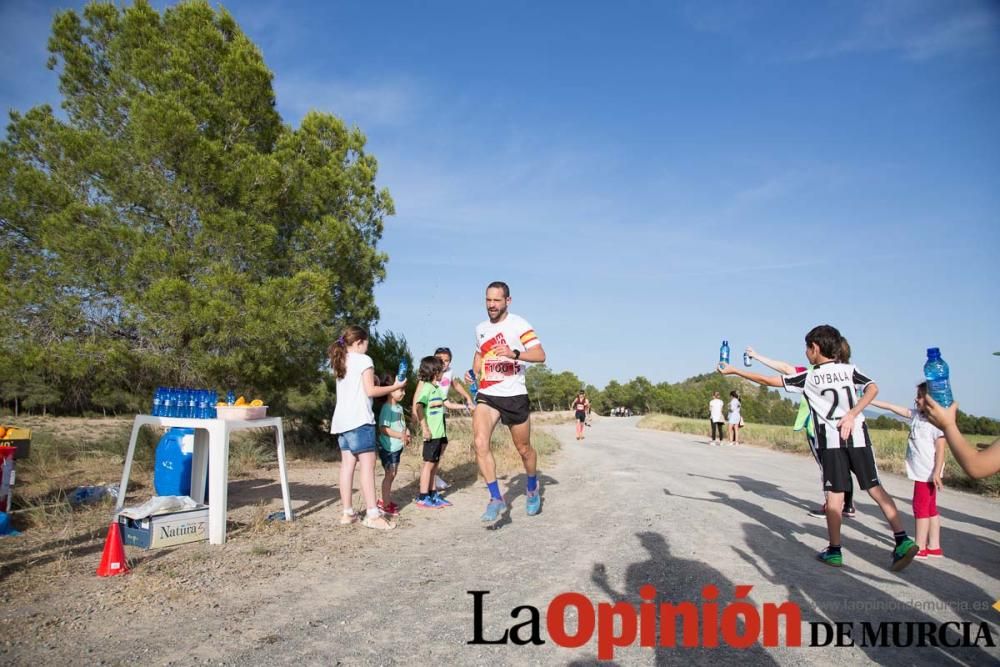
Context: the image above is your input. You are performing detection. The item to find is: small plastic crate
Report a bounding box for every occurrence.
[215,405,268,420]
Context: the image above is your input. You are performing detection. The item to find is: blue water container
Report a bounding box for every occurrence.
[154,428,195,496]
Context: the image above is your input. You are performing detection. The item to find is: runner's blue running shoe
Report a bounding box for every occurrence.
[480,498,506,522]
[525,491,541,516]
[431,493,452,507]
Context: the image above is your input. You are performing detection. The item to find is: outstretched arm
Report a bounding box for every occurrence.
[363,368,405,398]
[449,375,474,405]
[870,399,911,420]
[745,346,796,375]
[718,363,783,387]
[924,395,1000,479]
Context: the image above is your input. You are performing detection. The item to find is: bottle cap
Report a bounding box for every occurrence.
[927,347,941,358]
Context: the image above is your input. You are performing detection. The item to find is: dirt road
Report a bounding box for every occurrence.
[6,417,999,665]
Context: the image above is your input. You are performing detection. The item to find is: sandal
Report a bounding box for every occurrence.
[362,515,394,531]
[339,512,358,525]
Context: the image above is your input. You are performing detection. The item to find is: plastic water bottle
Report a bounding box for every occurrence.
[226,390,236,406]
[743,351,752,367]
[186,389,197,418]
[209,390,218,418]
[468,369,479,399]
[163,388,175,417]
[924,347,953,407]
[196,389,208,419]
[720,340,730,365]
[396,360,408,382]
[152,387,164,416]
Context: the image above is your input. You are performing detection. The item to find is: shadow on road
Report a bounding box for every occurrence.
[589,531,780,665]
[663,487,998,665]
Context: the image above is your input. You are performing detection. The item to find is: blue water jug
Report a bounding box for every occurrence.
[154,428,195,496]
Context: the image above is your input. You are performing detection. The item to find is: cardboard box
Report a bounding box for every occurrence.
[0,428,30,459]
[117,505,208,549]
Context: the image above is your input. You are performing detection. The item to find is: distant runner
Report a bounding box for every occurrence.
[571,390,591,440]
[469,282,547,522]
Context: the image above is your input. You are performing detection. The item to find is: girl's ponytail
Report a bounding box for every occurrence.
[329,325,368,379]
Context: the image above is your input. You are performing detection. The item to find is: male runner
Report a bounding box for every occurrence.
[469,281,546,522]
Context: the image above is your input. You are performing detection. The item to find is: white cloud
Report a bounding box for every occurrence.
[802,0,1000,62]
[274,76,421,128]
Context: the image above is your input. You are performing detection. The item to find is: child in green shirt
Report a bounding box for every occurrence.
[414,355,465,509]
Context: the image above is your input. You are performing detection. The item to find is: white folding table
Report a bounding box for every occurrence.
[115,415,293,544]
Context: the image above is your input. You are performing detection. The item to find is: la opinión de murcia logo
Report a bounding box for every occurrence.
[467,588,997,660]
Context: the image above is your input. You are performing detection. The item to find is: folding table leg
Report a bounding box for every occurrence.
[116,419,145,512]
[191,428,209,505]
[275,422,293,521]
[207,422,230,545]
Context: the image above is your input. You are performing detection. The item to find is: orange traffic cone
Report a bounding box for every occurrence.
[97,521,130,577]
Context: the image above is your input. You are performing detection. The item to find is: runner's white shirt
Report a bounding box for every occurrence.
[474,313,540,398]
[782,361,874,449]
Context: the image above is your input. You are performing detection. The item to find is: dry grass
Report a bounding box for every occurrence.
[639,414,1000,496]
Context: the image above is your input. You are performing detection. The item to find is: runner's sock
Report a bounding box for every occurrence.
[893,531,909,546]
[486,480,502,501]
[827,544,842,554]
[526,475,538,494]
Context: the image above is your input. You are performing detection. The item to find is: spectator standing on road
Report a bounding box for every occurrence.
[871,383,947,559]
[709,391,725,446]
[745,344,857,519]
[727,391,742,445]
[329,325,404,531]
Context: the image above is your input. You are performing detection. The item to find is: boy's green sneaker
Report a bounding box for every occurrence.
[816,548,843,567]
[891,538,919,572]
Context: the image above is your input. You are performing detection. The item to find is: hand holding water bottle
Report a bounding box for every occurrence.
[923,393,959,430]
[391,360,408,389]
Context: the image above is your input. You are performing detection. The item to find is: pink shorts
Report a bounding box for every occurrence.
[912,481,938,519]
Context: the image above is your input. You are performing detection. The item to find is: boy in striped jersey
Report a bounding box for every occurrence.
[719,324,918,571]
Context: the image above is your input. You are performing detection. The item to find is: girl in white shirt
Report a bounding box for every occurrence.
[871,383,947,558]
[728,391,742,445]
[330,325,405,530]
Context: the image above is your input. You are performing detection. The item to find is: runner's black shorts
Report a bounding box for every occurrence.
[476,393,531,426]
[575,410,587,422]
[819,446,880,492]
[422,437,448,463]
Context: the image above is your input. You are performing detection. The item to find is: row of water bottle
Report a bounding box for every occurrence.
[718,340,752,368]
[151,387,219,418]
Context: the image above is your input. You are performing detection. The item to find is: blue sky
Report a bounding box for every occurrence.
[3,1,999,417]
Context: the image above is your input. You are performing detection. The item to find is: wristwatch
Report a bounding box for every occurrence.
[513,349,520,360]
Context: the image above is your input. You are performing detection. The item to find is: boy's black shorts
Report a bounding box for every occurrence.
[476,393,531,426]
[422,437,448,463]
[820,447,880,492]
